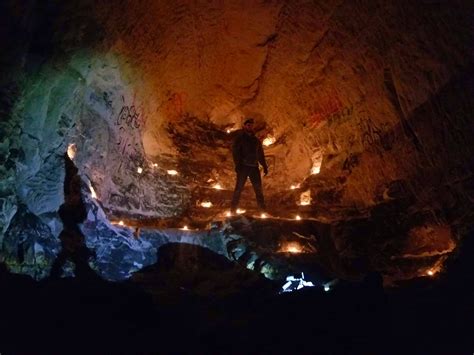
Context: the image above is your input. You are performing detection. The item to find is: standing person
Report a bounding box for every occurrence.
[231,118,268,214]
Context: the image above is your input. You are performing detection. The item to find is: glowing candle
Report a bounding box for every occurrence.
[262,135,276,147]
[67,144,77,160]
[89,184,98,199]
[300,190,311,206]
[200,201,213,208]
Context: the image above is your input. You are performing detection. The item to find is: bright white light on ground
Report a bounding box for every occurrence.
[295,215,302,220]
[260,213,268,219]
[137,167,143,174]
[118,220,124,226]
[324,285,330,292]
[262,135,276,147]
[167,170,178,175]
[290,184,300,190]
[226,129,231,133]
[299,189,311,206]
[200,201,213,208]
[281,273,315,293]
[236,208,246,214]
[181,225,189,230]
[67,143,77,160]
[225,211,232,217]
[427,270,434,276]
[212,183,223,190]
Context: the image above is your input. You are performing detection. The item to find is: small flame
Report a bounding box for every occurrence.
[181,225,189,230]
[212,183,223,190]
[118,220,124,226]
[167,170,178,176]
[427,270,435,276]
[67,144,77,160]
[295,215,302,220]
[236,208,246,214]
[137,167,143,174]
[200,201,213,208]
[225,211,232,217]
[282,242,302,253]
[262,135,276,147]
[226,129,231,133]
[260,212,268,219]
[152,163,158,167]
[311,165,321,175]
[299,189,311,206]
[89,183,98,199]
[290,183,301,190]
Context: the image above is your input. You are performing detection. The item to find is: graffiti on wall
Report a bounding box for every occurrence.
[307,92,344,128]
[114,94,148,173]
[357,114,394,153]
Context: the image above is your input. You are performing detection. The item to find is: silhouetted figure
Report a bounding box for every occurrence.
[231,118,268,213]
[50,153,95,279]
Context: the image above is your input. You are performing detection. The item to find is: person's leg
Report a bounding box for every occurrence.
[249,167,265,210]
[230,168,248,211]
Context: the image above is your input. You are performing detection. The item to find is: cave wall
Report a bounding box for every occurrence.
[0,0,473,280]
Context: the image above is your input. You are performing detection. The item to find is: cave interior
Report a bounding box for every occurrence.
[0,0,473,353]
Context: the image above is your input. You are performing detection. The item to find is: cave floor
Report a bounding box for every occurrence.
[1,235,473,355]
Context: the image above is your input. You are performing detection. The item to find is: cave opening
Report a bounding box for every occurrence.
[0,0,473,353]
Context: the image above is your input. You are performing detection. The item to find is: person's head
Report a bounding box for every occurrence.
[243,118,255,133]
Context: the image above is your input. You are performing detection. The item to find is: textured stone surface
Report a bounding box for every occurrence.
[1,205,60,280]
[0,0,473,282]
[79,184,158,281]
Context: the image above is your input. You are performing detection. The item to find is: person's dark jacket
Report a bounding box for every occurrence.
[232,130,268,172]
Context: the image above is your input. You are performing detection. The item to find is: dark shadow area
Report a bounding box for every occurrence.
[0,231,472,354]
[50,153,96,279]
